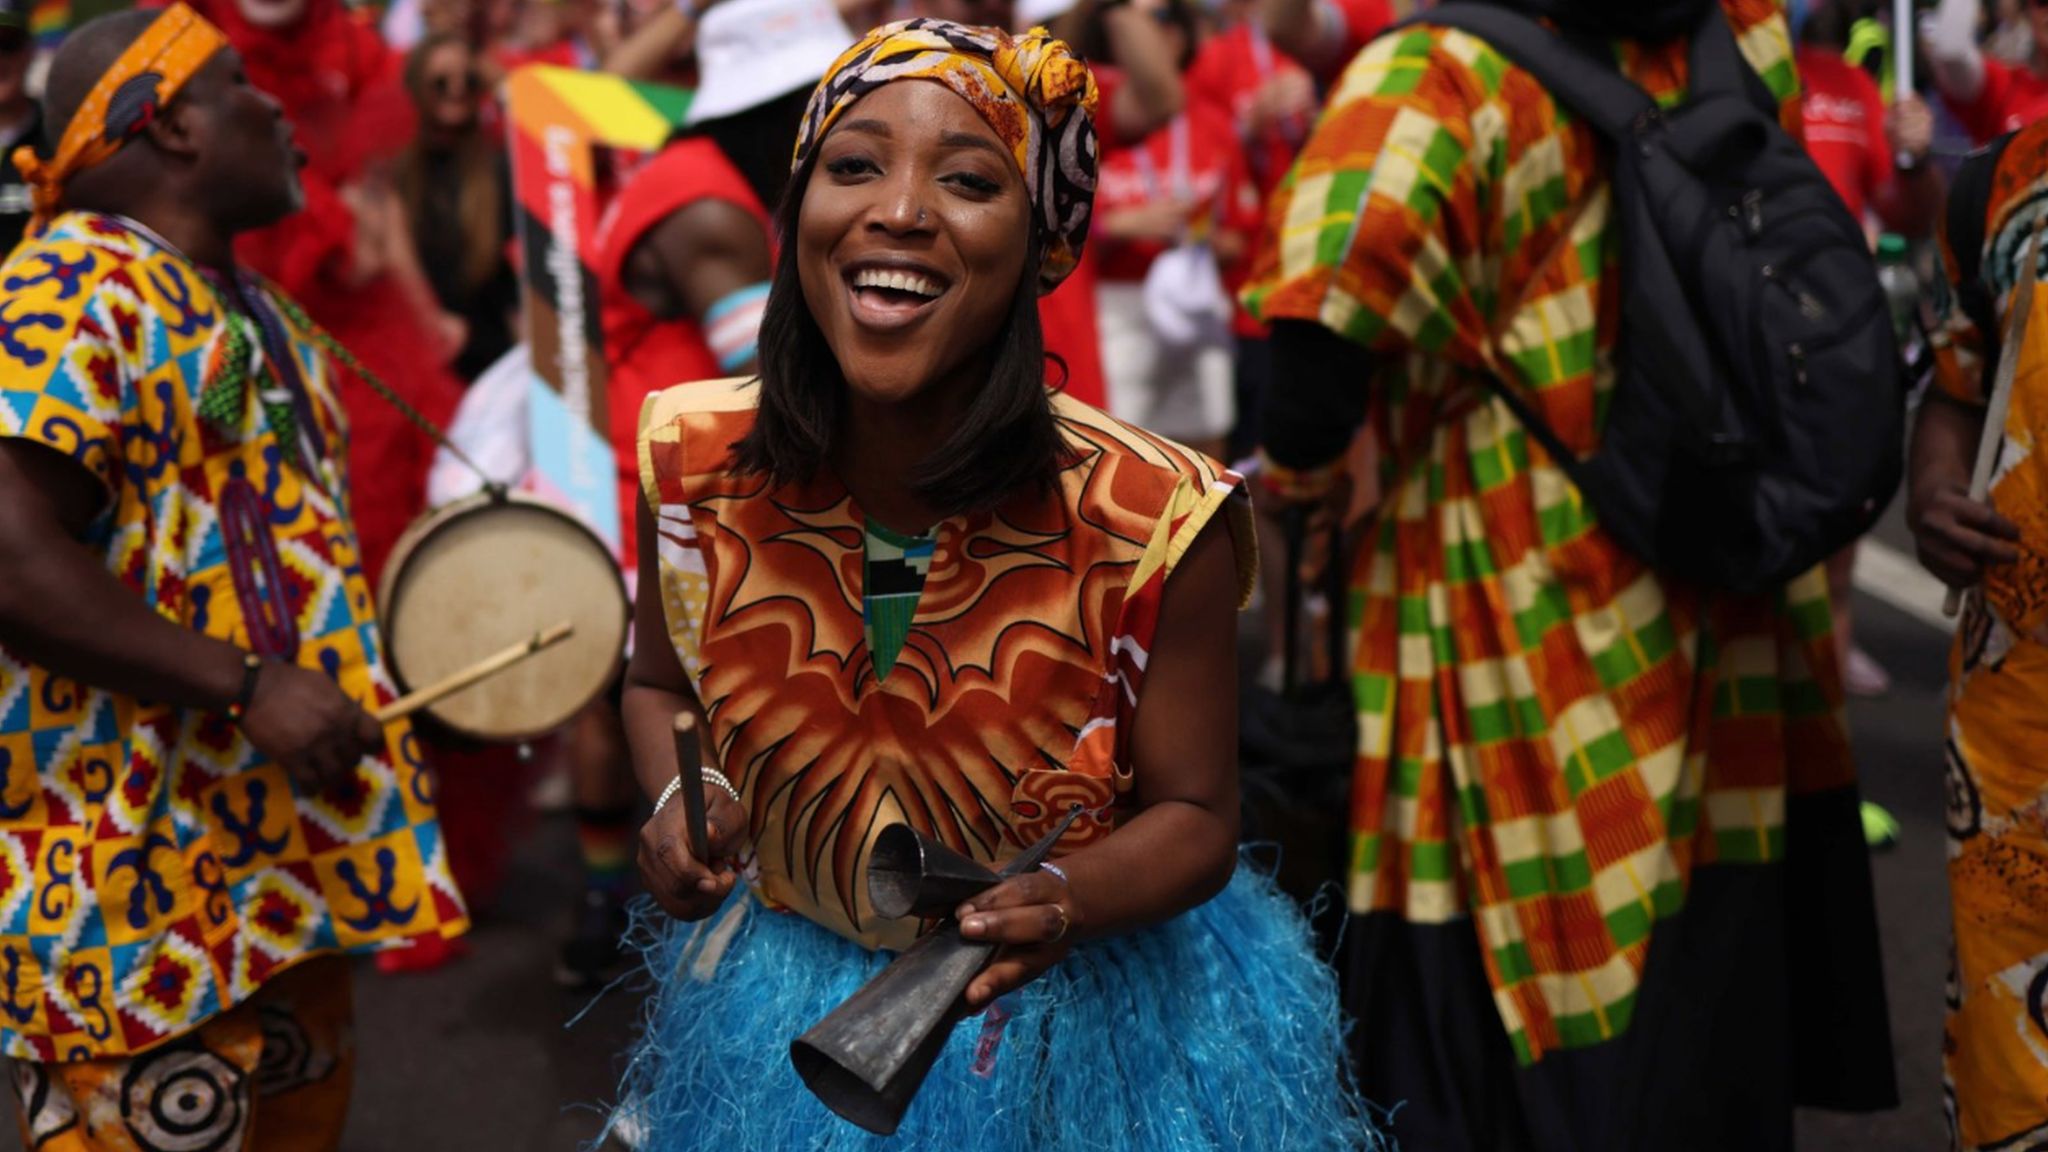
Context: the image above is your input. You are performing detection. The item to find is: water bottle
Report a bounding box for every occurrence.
[1876,233,1920,345]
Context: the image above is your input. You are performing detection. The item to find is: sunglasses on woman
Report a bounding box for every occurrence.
[430,70,479,98]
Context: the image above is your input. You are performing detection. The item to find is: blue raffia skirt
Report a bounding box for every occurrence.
[605,861,1385,1150]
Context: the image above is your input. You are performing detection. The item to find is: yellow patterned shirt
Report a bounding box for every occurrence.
[0,213,467,1063]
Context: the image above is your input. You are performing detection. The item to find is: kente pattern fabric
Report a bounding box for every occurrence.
[1244,0,1857,1065]
[0,213,468,1063]
[638,379,1254,950]
[1928,117,2048,1152]
[792,19,1099,294]
[10,4,226,234]
[7,956,352,1151]
[861,521,936,683]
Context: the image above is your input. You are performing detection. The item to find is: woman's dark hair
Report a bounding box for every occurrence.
[730,151,1074,518]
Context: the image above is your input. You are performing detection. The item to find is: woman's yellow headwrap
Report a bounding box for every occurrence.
[792,19,1099,294]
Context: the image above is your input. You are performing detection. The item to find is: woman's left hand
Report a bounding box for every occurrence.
[955,870,1080,1009]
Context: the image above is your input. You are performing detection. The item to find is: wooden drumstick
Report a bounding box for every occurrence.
[373,622,576,723]
[671,714,712,863]
[1944,225,2045,619]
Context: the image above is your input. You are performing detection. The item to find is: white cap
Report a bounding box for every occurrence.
[1015,0,1075,27]
[687,0,856,126]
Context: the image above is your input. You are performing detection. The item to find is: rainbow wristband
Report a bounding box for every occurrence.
[705,282,770,373]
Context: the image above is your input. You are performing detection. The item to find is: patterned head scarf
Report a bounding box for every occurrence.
[11,4,228,236]
[792,18,1099,294]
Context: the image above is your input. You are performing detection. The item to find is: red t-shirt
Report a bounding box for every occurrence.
[595,139,771,560]
[1093,104,1263,284]
[1949,55,2048,144]
[1797,46,1890,222]
[1189,23,1316,200]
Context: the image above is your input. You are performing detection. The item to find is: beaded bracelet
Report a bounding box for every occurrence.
[654,767,742,815]
[226,652,263,723]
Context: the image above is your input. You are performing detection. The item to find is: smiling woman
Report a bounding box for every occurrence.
[737,78,1062,523]
[610,18,1382,1151]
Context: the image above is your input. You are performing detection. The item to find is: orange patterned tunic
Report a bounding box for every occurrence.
[637,380,1254,949]
[1929,118,2048,1152]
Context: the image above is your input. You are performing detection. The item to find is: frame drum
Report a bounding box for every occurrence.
[377,492,628,742]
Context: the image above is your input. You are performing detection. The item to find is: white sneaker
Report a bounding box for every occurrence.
[1843,646,1892,698]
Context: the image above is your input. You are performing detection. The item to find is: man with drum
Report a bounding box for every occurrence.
[0,8,466,1148]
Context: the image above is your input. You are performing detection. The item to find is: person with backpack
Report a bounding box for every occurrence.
[1243,1,1899,1147]
[1914,118,2048,1152]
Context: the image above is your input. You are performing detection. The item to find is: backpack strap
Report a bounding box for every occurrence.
[1399,3,1654,138]
[1948,131,2018,377]
[1683,1,1783,117]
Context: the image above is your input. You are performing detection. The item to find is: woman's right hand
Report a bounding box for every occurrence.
[1912,481,2022,590]
[638,787,749,921]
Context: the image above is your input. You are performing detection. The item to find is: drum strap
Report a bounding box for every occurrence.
[267,294,500,494]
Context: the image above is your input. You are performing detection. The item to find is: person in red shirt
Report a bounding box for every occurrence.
[1093,0,1263,457]
[550,0,850,990]
[1190,0,1317,200]
[1188,0,1316,456]
[1798,3,1942,238]
[1258,0,1390,84]
[1926,0,2048,141]
[943,0,1190,408]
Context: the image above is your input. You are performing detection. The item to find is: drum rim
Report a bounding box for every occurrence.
[377,490,630,743]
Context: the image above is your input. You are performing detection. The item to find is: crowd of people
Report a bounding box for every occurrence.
[2,0,2047,1148]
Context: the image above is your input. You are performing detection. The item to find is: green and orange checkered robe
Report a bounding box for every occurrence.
[1245,0,1860,1067]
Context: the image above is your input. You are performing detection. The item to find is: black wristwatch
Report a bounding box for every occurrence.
[228,652,263,723]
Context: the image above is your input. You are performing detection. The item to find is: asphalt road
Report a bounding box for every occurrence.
[0,588,1960,1152]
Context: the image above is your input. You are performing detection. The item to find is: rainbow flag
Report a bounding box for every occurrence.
[29,0,67,46]
[505,65,691,554]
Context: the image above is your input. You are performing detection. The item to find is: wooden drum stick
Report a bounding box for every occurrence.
[671,714,712,863]
[373,621,576,722]
[1944,226,2046,619]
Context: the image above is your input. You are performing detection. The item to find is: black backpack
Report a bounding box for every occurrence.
[1403,3,1905,593]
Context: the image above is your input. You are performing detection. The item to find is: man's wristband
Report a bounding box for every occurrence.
[227,652,263,723]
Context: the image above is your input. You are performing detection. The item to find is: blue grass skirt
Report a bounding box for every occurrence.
[607,862,1384,1151]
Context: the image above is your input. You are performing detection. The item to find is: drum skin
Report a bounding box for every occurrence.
[377,492,629,742]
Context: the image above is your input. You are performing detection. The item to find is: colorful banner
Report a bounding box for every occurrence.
[505,64,691,553]
[30,0,68,46]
